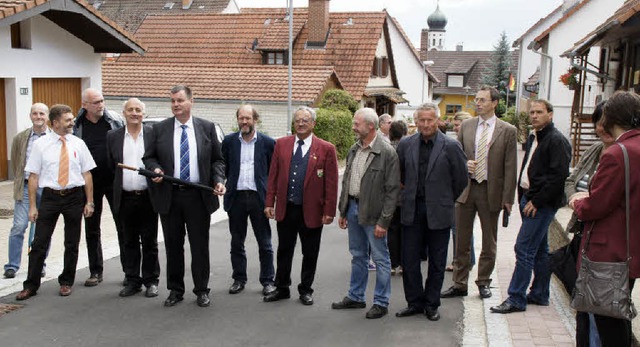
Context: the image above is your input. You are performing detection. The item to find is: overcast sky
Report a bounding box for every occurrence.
[236,0,563,51]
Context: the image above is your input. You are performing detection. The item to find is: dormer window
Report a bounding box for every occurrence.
[447,75,464,88]
[371,57,389,78]
[262,51,287,65]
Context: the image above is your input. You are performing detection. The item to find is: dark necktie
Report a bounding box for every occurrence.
[293,139,304,161]
[179,125,190,181]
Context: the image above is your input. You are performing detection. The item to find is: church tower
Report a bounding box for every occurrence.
[420,1,447,58]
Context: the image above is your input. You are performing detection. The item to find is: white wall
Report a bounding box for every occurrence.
[1,16,102,157]
[535,0,624,137]
[106,98,304,138]
[368,30,394,88]
[387,18,431,112]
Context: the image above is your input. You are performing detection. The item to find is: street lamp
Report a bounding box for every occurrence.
[422,60,434,104]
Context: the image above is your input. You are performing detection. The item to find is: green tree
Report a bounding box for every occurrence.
[319,89,359,114]
[313,89,357,159]
[481,31,513,102]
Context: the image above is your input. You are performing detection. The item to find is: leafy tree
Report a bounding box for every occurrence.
[312,89,357,159]
[319,89,359,114]
[481,31,513,102]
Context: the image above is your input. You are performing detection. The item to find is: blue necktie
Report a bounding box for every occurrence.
[293,139,304,161]
[179,125,190,181]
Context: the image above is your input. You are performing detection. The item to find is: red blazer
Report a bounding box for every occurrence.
[265,135,339,228]
[575,129,640,278]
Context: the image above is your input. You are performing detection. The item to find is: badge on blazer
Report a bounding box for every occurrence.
[317,169,324,177]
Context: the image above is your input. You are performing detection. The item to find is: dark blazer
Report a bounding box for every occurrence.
[265,135,339,229]
[142,116,225,215]
[575,129,640,278]
[106,125,159,213]
[222,131,275,212]
[397,131,468,229]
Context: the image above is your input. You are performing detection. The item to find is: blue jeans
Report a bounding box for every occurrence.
[4,185,43,272]
[346,200,391,307]
[506,195,557,309]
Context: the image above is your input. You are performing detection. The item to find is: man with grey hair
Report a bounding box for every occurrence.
[106,98,160,298]
[377,113,392,142]
[332,107,400,319]
[74,88,125,287]
[264,106,339,306]
[4,103,51,279]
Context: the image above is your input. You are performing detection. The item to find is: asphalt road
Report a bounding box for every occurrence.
[0,218,463,347]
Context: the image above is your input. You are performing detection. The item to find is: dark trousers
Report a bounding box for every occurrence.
[387,206,402,268]
[274,203,323,295]
[228,190,274,285]
[401,200,450,310]
[24,188,85,291]
[160,187,210,296]
[118,191,159,288]
[84,182,122,276]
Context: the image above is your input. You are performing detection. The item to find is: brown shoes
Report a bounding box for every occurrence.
[59,285,72,297]
[16,288,37,301]
[84,274,103,287]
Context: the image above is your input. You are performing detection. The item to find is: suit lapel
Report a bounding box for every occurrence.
[115,127,125,165]
[411,134,420,180]
[490,120,504,148]
[304,135,317,189]
[468,117,480,159]
[253,133,262,177]
[193,118,205,180]
[426,132,444,179]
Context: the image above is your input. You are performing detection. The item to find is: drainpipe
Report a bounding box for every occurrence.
[530,49,553,100]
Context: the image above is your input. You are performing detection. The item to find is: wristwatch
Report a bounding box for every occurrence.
[86,202,95,208]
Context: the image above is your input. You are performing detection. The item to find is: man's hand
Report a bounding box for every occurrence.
[322,215,334,225]
[568,192,589,210]
[338,217,347,229]
[213,182,226,196]
[523,201,537,218]
[264,207,275,219]
[503,203,513,214]
[152,168,164,183]
[374,225,387,238]
[83,203,94,218]
[467,160,477,176]
[29,206,38,222]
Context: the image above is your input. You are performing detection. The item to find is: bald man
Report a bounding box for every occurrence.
[74,88,124,287]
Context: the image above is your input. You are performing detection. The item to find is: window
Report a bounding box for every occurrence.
[370,57,389,78]
[446,104,462,115]
[263,51,286,65]
[432,38,436,46]
[447,75,464,87]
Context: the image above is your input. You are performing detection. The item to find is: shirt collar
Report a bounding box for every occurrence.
[31,127,50,137]
[174,116,194,129]
[295,135,312,147]
[125,125,144,138]
[238,131,257,143]
[479,115,497,127]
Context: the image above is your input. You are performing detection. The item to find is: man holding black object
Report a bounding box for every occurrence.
[107,98,160,298]
[143,85,226,308]
[491,99,570,314]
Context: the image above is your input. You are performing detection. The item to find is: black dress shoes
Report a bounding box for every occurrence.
[119,285,142,297]
[164,292,183,307]
[490,301,525,314]
[228,281,245,294]
[262,283,277,296]
[365,304,388,319]
[299,293,314,306]
[395,306,423,317]
[197,293,211,307]
[425,307,441,321]
[332,296,366,309]
[478,285,492,299]
[440,286,468,298]
[263,290,290,302]
[526,296,549,306]
[145,284,159,298]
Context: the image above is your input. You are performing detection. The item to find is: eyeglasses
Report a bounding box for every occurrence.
[474,98,491,104]
[294,118,312,124]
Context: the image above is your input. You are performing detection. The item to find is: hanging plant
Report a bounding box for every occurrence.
[559,67,580,90]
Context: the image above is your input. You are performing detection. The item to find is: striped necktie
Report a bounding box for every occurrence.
[58,136,69,188]
[475,122,489,183]
[179,125,190,181]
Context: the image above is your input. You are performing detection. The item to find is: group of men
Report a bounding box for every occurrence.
[4,84,570,319]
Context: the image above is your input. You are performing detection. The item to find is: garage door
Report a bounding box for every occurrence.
[32,78,82,114]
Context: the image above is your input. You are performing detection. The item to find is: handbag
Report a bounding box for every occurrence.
[570,143,637,320]
[550,231,582,294]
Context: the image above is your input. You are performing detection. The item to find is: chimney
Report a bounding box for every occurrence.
[456,43,463,51]
[182,0,193,10]
[308,0,330,47]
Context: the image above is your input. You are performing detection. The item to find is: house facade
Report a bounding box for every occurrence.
[0,0,144,180]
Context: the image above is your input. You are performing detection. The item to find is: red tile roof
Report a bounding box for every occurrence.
[0,0,144,53]
[89,0,234,34]
[102,62,342,103]
[106,8,387,100]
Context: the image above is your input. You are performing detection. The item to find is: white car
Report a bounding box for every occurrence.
[142,116,225,145]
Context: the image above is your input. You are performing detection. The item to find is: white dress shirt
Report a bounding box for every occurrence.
[122,126,148,191]
[474,115,497,160]
[25,132,96,189]
[293,135,313,157]
[172,117,200,183]
[237,131,257,191]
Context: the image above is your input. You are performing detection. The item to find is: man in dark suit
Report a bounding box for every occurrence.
[143,85,226,308]
[441,86,518,300]
[106,98,160,298]
[395,104,468,321]
[263,106,339,306]
[222,105,276,297]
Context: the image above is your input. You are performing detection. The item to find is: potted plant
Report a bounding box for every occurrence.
[559,67,580,90]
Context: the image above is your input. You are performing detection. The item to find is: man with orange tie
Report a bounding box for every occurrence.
[16,104,96,300]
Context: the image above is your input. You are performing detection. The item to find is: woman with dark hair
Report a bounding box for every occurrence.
[569,91,640,347]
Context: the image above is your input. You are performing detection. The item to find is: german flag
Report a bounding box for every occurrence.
[508,74,516,92]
